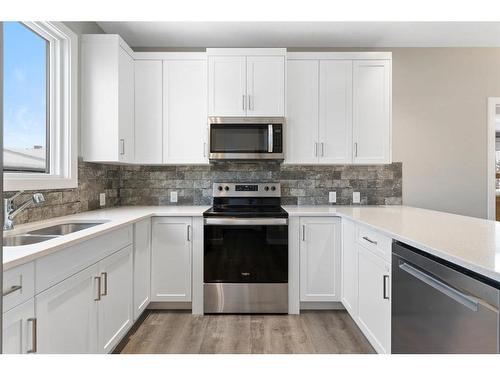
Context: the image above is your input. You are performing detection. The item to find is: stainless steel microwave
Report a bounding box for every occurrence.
[208,117,284,161]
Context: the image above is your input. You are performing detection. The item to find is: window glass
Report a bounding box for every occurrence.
[3,22,49,172]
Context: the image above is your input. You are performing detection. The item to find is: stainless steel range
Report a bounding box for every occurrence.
[203,182,288,314]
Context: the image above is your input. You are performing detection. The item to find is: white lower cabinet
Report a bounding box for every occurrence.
[356,244,391,354]
[35,263,100,354]
[341,219,358,317]
[98,245,133,353]
[2,299,36,354]
[151,217,192,302]
[133,219,151,320]
[299,217,341,302]
[34,245,133,354]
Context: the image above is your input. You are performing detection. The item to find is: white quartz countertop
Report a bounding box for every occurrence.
[3,204,500,284]
[2,206,209,270]
[285,205,500,283]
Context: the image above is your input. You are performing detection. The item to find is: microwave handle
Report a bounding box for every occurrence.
[268,124,273,153]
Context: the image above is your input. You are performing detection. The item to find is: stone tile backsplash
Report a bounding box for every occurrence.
[5,160,402,225]
[119,162,402,206]
[4,160,121,225]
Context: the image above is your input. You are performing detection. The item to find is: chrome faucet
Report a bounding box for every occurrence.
[4,191,45,231]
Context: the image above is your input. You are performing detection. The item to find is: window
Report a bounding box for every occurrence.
[4,22,49,173]
[2,22,77,191]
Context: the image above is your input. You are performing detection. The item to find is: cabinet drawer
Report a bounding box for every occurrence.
[3,262,35,313]
[356,224,392,262]
[36,225,133,293]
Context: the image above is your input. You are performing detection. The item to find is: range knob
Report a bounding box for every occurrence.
[271,186,276,191]
[218,186,223,191]
[224,186,230,191]
[264,186,270,191]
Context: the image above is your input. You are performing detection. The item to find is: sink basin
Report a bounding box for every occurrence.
[26,222,106,236]
[4,221,108,246]
[3,234,59,247]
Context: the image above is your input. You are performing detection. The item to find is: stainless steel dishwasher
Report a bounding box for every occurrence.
[392,241,500,354]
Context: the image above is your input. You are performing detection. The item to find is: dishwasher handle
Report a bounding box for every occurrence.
[399,262,479,312]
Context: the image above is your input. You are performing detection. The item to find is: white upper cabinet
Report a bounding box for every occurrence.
[286,52,392,165]
[208,49,286,117]
[353,59,392,164]
[163,58,208,164]
[319,60,353,164]
[246,56,285,116]
[208,56,247,116]
[82,35,135,163]
[286,60,320,164]
[134,60,163,164]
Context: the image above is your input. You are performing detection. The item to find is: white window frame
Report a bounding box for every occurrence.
[4,21,78,191]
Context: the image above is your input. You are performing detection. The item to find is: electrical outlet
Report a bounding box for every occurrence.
[170,191,178,203]
[353,192,361,204]
[329,191,337,203]
[99,193,106,207]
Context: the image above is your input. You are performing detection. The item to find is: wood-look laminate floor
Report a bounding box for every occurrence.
[116,310,375,354]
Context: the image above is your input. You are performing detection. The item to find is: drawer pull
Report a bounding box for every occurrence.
[3,284,22,297]
[362,236,378,245]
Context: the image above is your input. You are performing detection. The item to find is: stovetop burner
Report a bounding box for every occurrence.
[203,182,287,219]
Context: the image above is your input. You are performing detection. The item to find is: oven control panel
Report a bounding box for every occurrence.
[213,183,281,197]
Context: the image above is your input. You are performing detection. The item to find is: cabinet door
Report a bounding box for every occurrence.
[341,219,358,317]
[163,60,208,164]
[151,217,192,302]
[246,56,285,116]
[133,219,151,321]
[285,60,319,164]
[118,47,135,163]
[134,60,163,163]
[319,60,353,164]
[353,60,391,164]
[299,217,341,302]
[2,299,35,354]
[98,245,133,353]
[357,245,391,353]
[208,56,246,116]
[35,264,99,354]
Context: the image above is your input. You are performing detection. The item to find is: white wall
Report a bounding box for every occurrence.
[391,48,500,218]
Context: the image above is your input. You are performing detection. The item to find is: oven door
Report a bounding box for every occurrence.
[208,119,283,160]
[203,218,288,283]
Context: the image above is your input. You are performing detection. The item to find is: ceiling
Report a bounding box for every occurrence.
[97,22,500,48]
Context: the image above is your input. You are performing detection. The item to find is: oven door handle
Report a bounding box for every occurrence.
[204,218,288,226]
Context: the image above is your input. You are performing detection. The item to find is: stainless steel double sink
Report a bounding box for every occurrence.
[3,222,108,246]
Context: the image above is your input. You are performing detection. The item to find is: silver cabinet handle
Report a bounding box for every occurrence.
[399,262,479,311]
[302,225,306,241]
[187,224,191,241]
[203,142,207,158]
[314,142,318,157]
[94,276,101,301]
[3,284,22,297]
[248,95,253,111]
[354,142,358,157]
[27,318,37,354]
[101,272,108,296]
[321,142,325,157]
[120,139,125,155]
[362,236,378,245]
[383,275,390,300]
[242,94,246,111]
